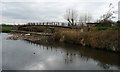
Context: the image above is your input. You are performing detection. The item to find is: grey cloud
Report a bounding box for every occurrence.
[1,2,67,22]
[0,1,119,24]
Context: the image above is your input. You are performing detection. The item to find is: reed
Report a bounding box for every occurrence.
[53,29,119,52]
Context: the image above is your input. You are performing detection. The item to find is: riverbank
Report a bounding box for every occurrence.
[7,28,120,53]
[2,33,120,70]
[53,29,120,52]
[7,33,51,42]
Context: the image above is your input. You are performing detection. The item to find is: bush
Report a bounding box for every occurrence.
[64,30,80,44]
[53,31,61,41]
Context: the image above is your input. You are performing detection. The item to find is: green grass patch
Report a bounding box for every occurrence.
[95,25,120,30]
[1,26,16,32]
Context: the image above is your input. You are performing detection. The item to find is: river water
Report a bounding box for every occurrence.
[1,33,120,70]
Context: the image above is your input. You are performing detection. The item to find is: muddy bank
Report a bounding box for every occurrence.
[7,33,51,43]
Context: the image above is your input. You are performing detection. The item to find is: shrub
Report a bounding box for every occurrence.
[53,31,61,41]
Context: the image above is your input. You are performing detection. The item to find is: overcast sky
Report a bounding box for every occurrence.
[0,0,119,24]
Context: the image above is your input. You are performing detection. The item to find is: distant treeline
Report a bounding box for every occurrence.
[1,24,17,26]
[1,20,120,26]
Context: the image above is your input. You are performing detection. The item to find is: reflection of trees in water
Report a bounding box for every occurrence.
[97,62,110,70]
[24,40,120,68]
[79,54,89,62]
[63,50,90,64]
[63,46,78,64]
[64,52,73,64]
[119,67,120,69]
[64,51,79,64]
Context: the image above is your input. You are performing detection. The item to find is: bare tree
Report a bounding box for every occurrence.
[79,15,85,27]
[64,9,78,26]
[87,13,92,23]
[99,3,117,25]
[79,13,92,26]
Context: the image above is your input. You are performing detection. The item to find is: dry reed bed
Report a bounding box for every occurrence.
[53,29,119,52]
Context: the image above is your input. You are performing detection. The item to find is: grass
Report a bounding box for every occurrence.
[1,26,16,32]
[95,25,120,30]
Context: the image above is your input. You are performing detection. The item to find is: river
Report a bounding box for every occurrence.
[1,33,120,70]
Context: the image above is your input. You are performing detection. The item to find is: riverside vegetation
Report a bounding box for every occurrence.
[7,24,120,53]
[1,25,16,32]
[53,28,119,52]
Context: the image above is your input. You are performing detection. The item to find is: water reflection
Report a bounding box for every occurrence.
[2,33,120,70]
[23,40,120,69]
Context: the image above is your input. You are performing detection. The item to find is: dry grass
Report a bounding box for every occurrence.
[53,28,119,52]
[18,26,119,52]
